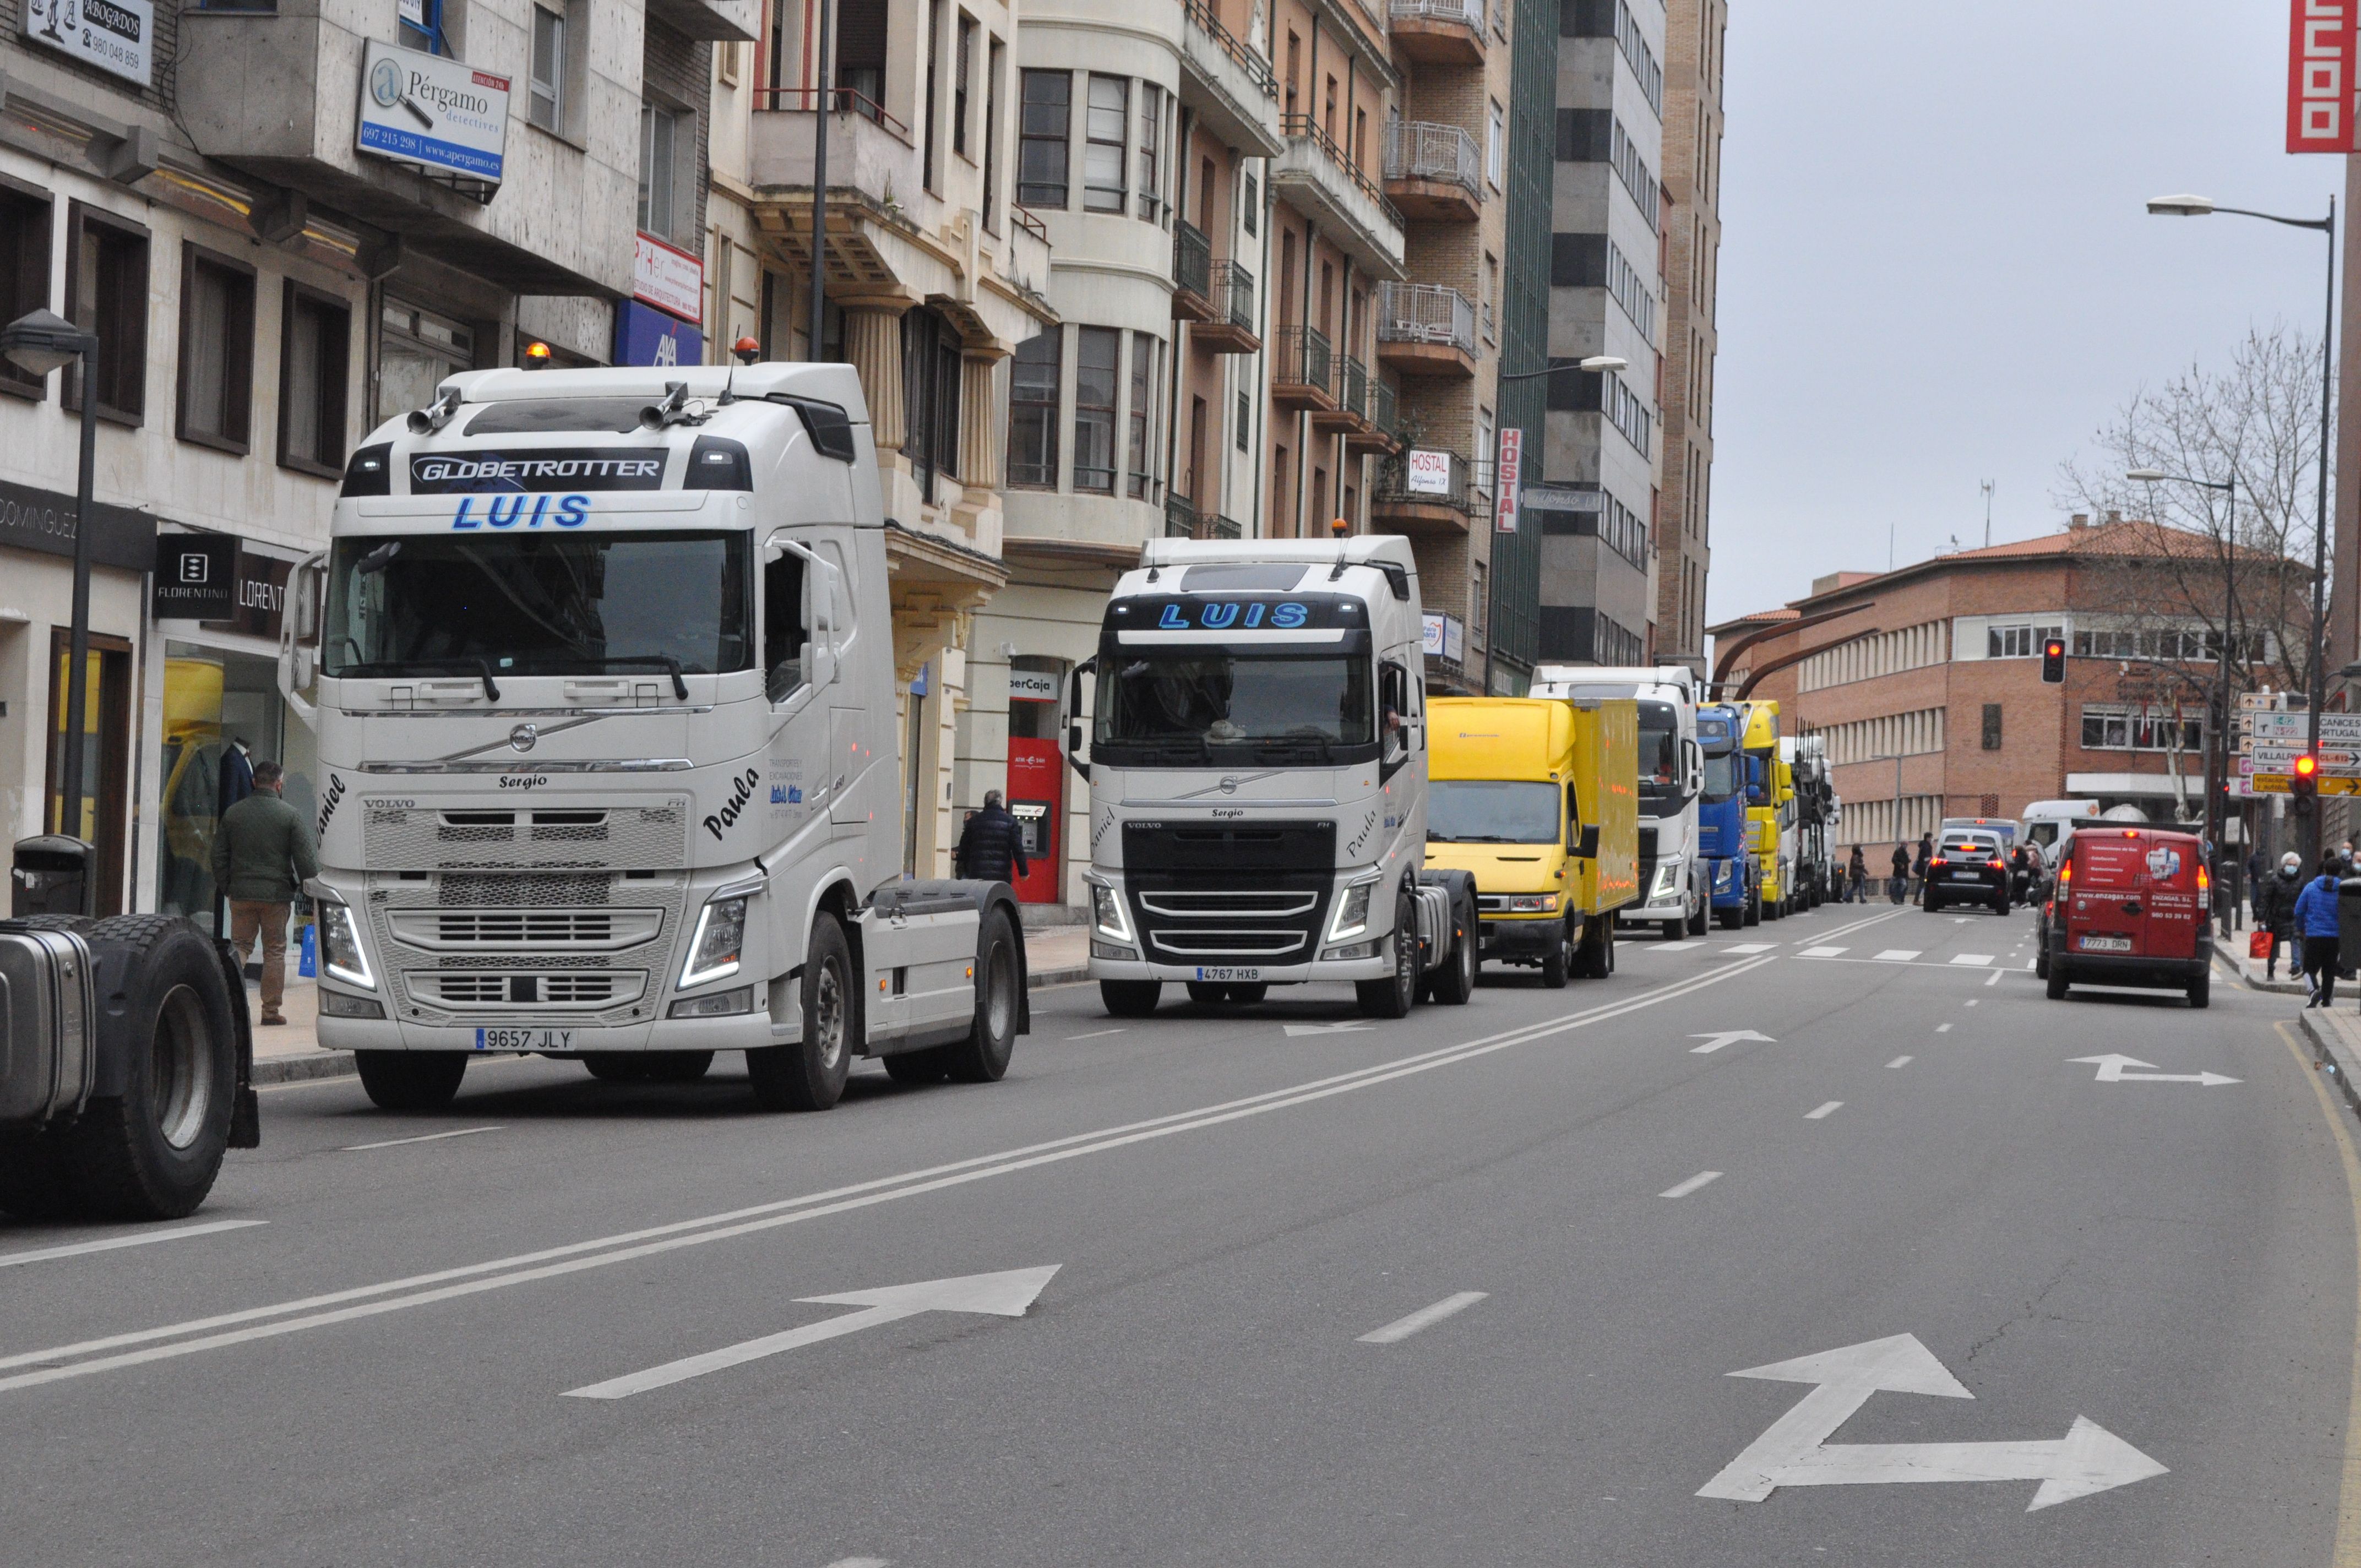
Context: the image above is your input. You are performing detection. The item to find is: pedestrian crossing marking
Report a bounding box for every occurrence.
[1724,943,1775,954]
[1872,949,1921,962]
[1800,946,1847,958]
[1950,954,1994,966]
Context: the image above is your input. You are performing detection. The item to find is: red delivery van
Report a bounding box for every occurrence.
[2042,826,2211,1008]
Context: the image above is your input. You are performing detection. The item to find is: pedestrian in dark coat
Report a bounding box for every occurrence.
[2257,852,2303,981]
[1888,843,1910,904]
[954,790,1031,884]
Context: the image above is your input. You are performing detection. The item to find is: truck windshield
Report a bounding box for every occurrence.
[1636,700,1682,812]
[1701,749,1743,802]
[1428,781,1560,843]
[323,531,753,680]
[1095,650,1373,763]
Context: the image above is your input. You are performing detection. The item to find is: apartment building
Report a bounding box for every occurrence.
[1539,0,1663,667]
[1706,517,2305,861]
[3,0,737,921]
[1655,0,1721,660]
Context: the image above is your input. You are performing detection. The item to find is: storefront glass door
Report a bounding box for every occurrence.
[157,642,286,934]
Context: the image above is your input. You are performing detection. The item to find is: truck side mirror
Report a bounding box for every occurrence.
[1067,659,1094,781]
[277,551,327,729]
[1743,755,1765,803]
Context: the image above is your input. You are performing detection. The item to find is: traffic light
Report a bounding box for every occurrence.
[2293,752,2320,803]
[2040,637,2066,683]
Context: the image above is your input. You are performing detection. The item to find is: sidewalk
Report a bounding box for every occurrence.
[247,923,1096,1087]
[2213,930,2309,996]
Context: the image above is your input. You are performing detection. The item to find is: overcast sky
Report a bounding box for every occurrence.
[1707,2,2342,626]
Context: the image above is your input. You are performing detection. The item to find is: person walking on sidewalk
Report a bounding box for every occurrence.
[2257,851,2303,982]
[954,789,1031,885]
[1846,845,1868,903]
[210,759,319,1027]
[2295,854,2346,1008]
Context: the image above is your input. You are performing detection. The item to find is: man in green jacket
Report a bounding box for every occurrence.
[210,759,320,1026]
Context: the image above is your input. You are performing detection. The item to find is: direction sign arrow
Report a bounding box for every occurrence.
[1285,1020,1375,1037]
[1690,1030,1776,1054]
[2070,1054,2240,1086]
[1696,1333,2167,1511]
[563,1266,1060,1398]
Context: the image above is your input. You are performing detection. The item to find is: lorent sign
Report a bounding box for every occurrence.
[2289,0,2359,151]
[358,39,510,183]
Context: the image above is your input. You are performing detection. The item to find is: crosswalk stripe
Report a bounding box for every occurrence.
[1872,949,1921,961]
[1800,946,1847,958]
[1950,954,1994,966]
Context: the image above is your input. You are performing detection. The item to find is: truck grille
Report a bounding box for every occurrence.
[386,908,665,951]
[425,972,646,1008]
[366,869,688,1027]
[1122,819,1336,966]
[1136,890,1319,918]
[362,802,690,871]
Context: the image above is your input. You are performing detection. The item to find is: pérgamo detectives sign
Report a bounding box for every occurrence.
[358,39,510,184]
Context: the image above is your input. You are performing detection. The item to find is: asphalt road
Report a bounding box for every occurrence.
[2,896,2353,1567]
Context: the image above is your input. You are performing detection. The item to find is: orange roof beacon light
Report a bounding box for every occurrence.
[521,339,553,368]
[1330,516,1350,537]
[733,335,761,365]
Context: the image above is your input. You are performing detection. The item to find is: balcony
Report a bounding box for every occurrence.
[1314,355,1373,435]
[1375,282,1478,378]
[750,87,919,199]
[1172,220,1216,323]
[1347,377,1401,454]
[1272,115,1405,281]
[1384,122,1483,224]
[1389,0,1487,64]
[1196,260,1261,352]
[1179,0,1285,157]
[1371,449,1475,535]
[1166,494,1245,538]
[1271,326,1336,412]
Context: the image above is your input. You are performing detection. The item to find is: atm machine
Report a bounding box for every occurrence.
[1005,671,1066,903]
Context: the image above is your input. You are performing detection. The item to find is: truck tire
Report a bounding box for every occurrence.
[1227,983,1270,1004]
[940,906,1020,1084]
[356,1051,469,1111]
[1744,885,1761,926]
[62,917,240,1220]
[1429,913,1477,1005]
[1541,917,1573,988]
[1662,920,1684,942]
[883,1049,950,1084]
[1716,905,1743,930]
[582,1053,643,1081]
[1689,900,1709,937]
[1101,980,1162,1016]
[1576,912,1615,979]
[749,915,855,1112]
[1356,893,1417,1019]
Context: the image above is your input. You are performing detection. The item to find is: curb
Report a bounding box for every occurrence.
[253,960,1100,1086]
[2295,1009,2361,1120]
[2214,935,2309,995]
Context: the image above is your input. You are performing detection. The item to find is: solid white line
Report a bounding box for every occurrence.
[1984,969,2003,987]
[0,1219,268,1270]
[1950,954,1994,966]
[1064,1028,1127,1041]
[1872,950,1921,962]
[1935,1023,1952,1034]
[1658,1170,1723,1198]
[1886,1056,1912,1069]
[342,1126,504,1152]
[1358,1291,1488,1343]
[1805,1101,1844,1120]
[0,956,1780,1393]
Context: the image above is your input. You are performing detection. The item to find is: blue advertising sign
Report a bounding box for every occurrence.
[615,300,704,368]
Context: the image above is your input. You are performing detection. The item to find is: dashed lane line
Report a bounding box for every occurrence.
[1805,1101,1845,1120]
[1886,1056,1912,1069]
[1358,1291,1489,1344]
[1659,1170,1723,1199]
[342,1126,504,1152]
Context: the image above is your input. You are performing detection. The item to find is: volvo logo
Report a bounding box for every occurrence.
[508,723,539,753]
[1218,776,1239,794]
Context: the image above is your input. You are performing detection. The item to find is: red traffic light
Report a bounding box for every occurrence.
[2296,753,2320,778]
[2039,637,2066,683]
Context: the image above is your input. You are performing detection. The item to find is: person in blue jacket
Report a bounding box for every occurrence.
[2295,855,2347,1007]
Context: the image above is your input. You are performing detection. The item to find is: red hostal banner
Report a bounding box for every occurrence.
[2290,0,2359,152]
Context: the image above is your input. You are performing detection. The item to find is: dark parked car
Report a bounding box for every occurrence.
[1923,830,2011,914]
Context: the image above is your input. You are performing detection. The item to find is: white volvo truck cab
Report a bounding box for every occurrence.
[1530,665,1705,940]
[1074,536,1476,1020]
[283,363,1027,1113]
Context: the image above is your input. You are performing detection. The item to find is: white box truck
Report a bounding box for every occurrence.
[1529,665,1706,940]
[281,363,1027,1112]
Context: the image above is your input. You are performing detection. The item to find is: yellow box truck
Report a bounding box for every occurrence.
[1425,696,1639,986]
[1736,699,1798,919]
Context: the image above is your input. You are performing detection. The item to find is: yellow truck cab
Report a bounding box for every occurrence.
[1425,696,1639,987]
[1737,700,1797,920]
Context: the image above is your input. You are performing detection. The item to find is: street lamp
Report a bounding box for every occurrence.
[1498,353,1629,383]
[2128,467,2238,878]
[2,308,102,913]
[2146,190,2336,864]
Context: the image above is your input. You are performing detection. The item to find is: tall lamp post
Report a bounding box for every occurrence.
[2,308,103,914]
[1483,353,1631,694]
[2128,467,2237,890]
[2147,192,2335,865]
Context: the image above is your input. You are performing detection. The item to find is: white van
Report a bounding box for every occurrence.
[2020,799,2101,863]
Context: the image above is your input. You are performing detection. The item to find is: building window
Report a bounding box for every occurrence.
[1981,703,2003,750]
[1985,622,2061,658]
[0,183,54,401]
[1018,70,1071,208]
[378,298,474,422]
[1007,329,1060,487]
[65,203,149,426]
[279,282,351,478]
[529,4,567,132]
[398,0,451,55]
[1236,389,1250,450]
[1472,561,1487,634]
[1127,330,1157,499]
[1487,100,1505,188]
[2080,704,2203,753]
[1073,325,1120,492]
[175,245,255,453]
[1084,75,1129,213]
[923,0,944,191]
[901,307,961,501]
[1243,169,1258,235]
[983,37,1005,224]
[954,15,976,159]
[1138,84,1164,224]
[639,105,684,239]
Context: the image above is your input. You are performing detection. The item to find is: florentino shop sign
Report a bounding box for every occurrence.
[0,476,158,573]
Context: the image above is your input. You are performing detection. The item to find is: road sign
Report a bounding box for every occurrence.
[2239,692,2306,711]
[1696,1333,2167,1511]
[2242,710,2361,744]
[2238,748,2361,775]
[2251,772,2361,796]
[2070,1054,2239,1086]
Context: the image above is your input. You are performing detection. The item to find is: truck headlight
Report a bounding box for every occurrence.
[317,899,374,990]
[1328,879,1378,941]
[1713,859,1736,890]
[1650,859,1682,901]
[1504,894,1558,913]
[679,896,748,989]
[1090,879,1134,943]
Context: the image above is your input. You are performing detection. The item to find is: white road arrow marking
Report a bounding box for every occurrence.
[2069,1054,2240,1087]
[1690,1030,1776,1054]
[1697,1333,2166,1511]
[1285,1020,1375,1037]
[563,1266,1059,1399]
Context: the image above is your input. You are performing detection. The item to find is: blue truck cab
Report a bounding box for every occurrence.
[1696,705,1760,927]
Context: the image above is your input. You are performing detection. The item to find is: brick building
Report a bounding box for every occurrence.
[1707,515,2308,864]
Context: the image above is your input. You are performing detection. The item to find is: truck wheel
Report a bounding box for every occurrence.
[1716,905,1743,930]
[941,907,1020,1084]
[1100,980,1162,1017]
[1356,894,1417,1019]
[62,919,241,1220]
[749,916,855,1112]
[643,1051,714,1083]
[1662,920,1684,942]
[2046,964,2069,1001]
[356,1051,469,1111]
[1688,900,1709,937]
[1744,887,1761,926]
[1541,918,1573,988]
[1576,913,1615,979]
[1430,915,1477,1005]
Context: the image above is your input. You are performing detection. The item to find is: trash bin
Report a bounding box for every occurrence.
[2337,876,2361,982]
[11,835,92,917]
